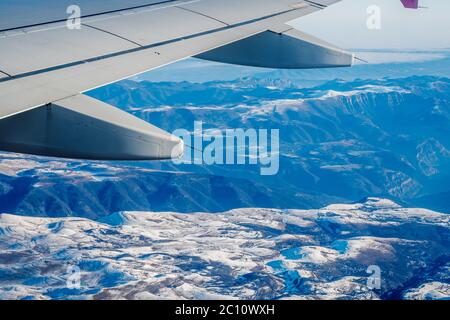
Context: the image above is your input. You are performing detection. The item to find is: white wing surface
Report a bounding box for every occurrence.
[0,0,350,160]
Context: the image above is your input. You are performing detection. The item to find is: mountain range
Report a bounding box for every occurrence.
[0,198,448,300]
[1,73,450,217]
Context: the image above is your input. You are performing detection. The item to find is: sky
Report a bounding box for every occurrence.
[291,0,450,49]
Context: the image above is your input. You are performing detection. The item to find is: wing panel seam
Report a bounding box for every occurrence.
[303,1,327,9]
[83,23,144,47]
[175,6,230,26]
[0,70,12,77]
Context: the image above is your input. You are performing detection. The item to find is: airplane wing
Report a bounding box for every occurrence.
[0,0,410,160]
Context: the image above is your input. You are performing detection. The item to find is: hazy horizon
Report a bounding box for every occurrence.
[291,0,450,50]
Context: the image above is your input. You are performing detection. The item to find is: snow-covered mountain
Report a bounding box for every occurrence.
[84,74,450,215]
[1,75,450,218]
[0,198,448,300]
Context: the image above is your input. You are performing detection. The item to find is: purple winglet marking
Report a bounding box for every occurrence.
[401,0,419,9]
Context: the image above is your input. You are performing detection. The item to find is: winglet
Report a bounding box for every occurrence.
[400,0,419,9]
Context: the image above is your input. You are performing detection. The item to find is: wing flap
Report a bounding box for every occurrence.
[0,94,183,160]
